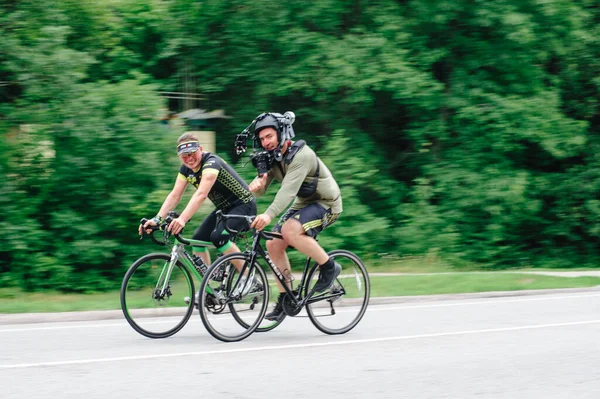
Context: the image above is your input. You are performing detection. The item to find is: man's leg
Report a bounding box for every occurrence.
[280,205,341,292]
[266,237,292,292]
[264,237,290,321]
[193,210,218,267]
[195,247,211,265]
[188,213,218,307]
[220,243,247,272]
[263,207,296,321]
[280,218,328,264]
[213,239,243,271]
[214,201,257,272]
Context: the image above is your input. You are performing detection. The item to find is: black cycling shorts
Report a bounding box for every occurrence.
[192,200,257,250]
[273,202,339,238]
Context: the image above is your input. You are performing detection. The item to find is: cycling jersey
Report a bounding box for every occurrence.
[178,152,254,211]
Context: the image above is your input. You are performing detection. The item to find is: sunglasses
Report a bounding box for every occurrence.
[179,149,198,157]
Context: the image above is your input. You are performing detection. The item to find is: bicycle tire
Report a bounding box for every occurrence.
[226,260,285,332]
[198,252,269,342]
[304,250,370,335]
[121,253,195,339]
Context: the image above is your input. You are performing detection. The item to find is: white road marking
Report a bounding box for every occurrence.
[1,319,599,369]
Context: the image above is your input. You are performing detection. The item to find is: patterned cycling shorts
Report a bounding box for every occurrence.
[192,200,257,248]
[273,203,340,238]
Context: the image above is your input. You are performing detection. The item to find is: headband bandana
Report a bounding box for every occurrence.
[177,141,200,155]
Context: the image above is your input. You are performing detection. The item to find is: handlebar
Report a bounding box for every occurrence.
[215,210,282,241]
[140,210,282,246]
[139,211,191,246]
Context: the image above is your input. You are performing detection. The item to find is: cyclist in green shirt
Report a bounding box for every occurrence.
[247,112,342,321]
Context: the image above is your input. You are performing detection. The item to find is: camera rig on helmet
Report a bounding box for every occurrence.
[234,111,296,176]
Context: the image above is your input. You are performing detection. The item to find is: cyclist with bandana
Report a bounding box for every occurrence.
[140,132,258,297]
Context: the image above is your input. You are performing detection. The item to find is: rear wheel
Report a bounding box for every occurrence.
[198,253,269,342]
[305,250,370,335]
[121,253,194,339]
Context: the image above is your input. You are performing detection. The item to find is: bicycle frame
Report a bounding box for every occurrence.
[143,217,252,302]
[153,238,213,299]
[244,231,344,309]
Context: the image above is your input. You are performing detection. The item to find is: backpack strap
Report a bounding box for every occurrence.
[284,140,306,164]
[285,139,319,176]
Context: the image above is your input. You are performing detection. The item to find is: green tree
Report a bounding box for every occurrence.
[4,0,600,293]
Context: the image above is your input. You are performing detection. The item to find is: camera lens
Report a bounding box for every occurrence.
[251,151,272,177]
[257,159,269,176]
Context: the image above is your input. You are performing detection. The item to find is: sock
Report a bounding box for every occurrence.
[319,257,334,269]
[275,292,286,305]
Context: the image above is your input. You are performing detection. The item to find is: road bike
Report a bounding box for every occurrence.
[120,212,281,338]
[197,211,370,342]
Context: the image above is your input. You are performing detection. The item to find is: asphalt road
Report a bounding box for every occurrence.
[2,290,600,399]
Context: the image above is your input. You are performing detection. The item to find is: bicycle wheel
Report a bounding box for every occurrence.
[227,260,285,332]
[198,253,269,342]
[121,253,195,339]
[305,250,370,335]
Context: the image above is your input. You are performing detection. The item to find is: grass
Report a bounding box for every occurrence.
[1,271,599,314]
[369,273,600,297]
[0,289,122,314]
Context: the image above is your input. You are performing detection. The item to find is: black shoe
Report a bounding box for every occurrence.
[313,261,342,292]
[265,294,285,321]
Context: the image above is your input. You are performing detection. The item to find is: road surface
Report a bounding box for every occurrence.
[1,291,599,398]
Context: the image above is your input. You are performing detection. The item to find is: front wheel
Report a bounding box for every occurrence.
[226,262,285,332]
[121,253,195,339]
[198,253,269,342]
[305,250,370,335]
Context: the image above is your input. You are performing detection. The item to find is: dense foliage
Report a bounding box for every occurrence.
[2,0,600,292]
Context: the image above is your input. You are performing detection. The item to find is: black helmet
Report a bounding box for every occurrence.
[253,113,281,136]
[252,112,295,151]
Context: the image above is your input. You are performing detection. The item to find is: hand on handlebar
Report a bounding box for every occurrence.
[167,217,186,235]
[250,213,272,231]
[139,218,158,236]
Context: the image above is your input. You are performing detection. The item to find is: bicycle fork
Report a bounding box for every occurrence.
[154,243,187,299]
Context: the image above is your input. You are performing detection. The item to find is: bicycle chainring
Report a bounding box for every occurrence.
[205,294,226,314]
[282,291,302,316]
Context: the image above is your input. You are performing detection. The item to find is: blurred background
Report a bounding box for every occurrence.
[1,0,600,294]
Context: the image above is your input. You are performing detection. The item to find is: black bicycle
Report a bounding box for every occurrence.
[197,211,371,342]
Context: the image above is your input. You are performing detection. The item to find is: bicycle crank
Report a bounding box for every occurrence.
[282,292,302,316]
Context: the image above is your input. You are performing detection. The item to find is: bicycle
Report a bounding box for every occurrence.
[197,211,371,342]
[120,211,281,339]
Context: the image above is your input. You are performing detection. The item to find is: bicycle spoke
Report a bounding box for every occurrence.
[305,250,370,334]
[228,262,285,332]
[121,253,195,338]
[198,253,269,342]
